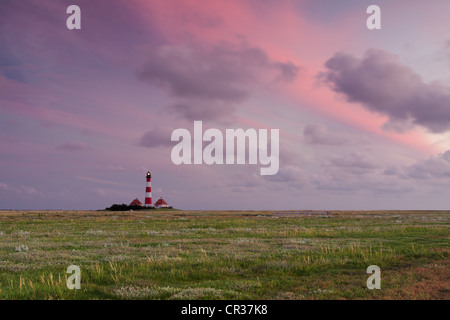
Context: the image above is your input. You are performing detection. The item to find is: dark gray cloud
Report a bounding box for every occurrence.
[137,42,299,101]
[137,45,247,102]
[169,101,236,122]
[138,127,175,148]
[383,166,400,176]
[444,40,450,65]
[275,61,300,83]
[136,42,300,121]
[378,150,450,181]
[297,0,363,24]
[405,150,450,179]
[321,49,450,133]
[262,165,309,185]
[55,142,89,151]
[329,152,378,171]
[314,159,415,194]
[442,150,450,161]
[303,123,348,145]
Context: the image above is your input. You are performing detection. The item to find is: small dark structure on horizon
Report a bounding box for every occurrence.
[105,197,173,211]
[104,171,173,211]
[129,198,143,207]
[154,197,172,208]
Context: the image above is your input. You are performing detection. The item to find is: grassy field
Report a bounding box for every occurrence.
[0,210,448,300]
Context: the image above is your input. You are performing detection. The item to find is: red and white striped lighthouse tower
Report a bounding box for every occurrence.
[144,171,152,207]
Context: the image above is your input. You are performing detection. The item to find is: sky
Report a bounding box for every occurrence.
[1,0,450,210]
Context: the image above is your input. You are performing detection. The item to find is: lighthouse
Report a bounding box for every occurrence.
[144,171,152,207]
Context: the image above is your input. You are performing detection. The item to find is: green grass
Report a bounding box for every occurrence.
[0,210,448,300]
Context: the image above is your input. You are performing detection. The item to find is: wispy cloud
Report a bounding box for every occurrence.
[56,142,89,151]
[77,176,126,186]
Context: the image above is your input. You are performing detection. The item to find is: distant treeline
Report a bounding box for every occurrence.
[105,204,173,211]
[105,204,151,211]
